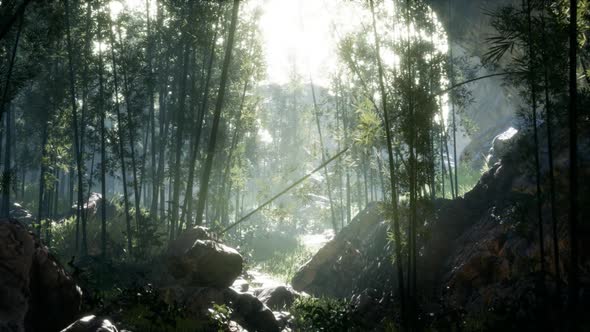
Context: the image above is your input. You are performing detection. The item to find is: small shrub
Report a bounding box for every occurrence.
[97,284,213,332]
[291,297,353,331]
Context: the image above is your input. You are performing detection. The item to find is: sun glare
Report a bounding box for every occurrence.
[108,0,449,106]
[257,0,365,87]
[109,0,156,20]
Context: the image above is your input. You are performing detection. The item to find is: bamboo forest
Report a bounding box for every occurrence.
[0,0,589,331]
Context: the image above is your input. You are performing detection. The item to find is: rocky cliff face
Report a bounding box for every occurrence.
[292,125,590,328]
[427,0,523,168]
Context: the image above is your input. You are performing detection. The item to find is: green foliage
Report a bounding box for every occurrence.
[354,100,383,147]
[208,304,233,332]
[441,163,484,198]
[290,297,353,332]
[257,243,313,282]
[97,284,212,332]
[49,197,166,262]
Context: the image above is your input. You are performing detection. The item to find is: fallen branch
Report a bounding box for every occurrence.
[436,71,521,96]
[219,147,350,235]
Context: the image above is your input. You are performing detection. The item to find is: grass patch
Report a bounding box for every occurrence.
[256,243,313,283]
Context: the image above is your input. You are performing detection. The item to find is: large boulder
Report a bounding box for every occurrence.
[167,226,213,256]
[485,127,519,167]
[292,202,384,297]
[60,315,118,332]
[254,286,300,311]
[0,219,35,332]
[167,229,242,288]
[0,218,82,332]
[27,243,84,332]
[232,292,280,332]
[9,203,35,227]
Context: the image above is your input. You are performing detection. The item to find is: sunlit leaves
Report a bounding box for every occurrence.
[354,100,383,147]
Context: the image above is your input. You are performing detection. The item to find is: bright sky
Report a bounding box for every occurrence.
[109,0,449,101]
[110,0,365,87]
[256,0,365,86]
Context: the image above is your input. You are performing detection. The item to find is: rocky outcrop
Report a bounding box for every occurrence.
[0,218,82,332]
[163,226,280,331]
[292,203,385,297]
[485,127,519,167]
[292,127,590,326]
[254,286,300,311]
[425,0,523,169]
[167,225,213,256]
[9,203,35,226]
[60,315,118,332]
[167,228,243,288]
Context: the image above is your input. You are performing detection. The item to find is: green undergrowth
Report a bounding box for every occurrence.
[290,297,353,331]
[440,163,484,198]
[49,197,167,264]
[256,242,313,282]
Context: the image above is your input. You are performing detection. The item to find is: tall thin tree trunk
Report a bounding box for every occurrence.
[116,25,143,234]
[439,97,447,198]
[146,0,158,220]
[525,0,546,278]
[310,78,338,233]
[152,0,167,220]
[0,5,23,125]
[405,1,418,325]
[156,72,170,224]
[342,94,352,225]
[0,12,23,217]
[181,22,219,228]
[77,2,93,255]
[170,24,193,240]
[567,0,579,327]
[216,75,250,228]
[540,0,561,299]
[370,0,406,318]
[36,122,49,240]
[195,0,240,226]
[444,126,455,198]
[65,0,87,256]
[108,16,133,256]
[97,22,108,261]
[49,168,59,244]
[448,0,459,198]
[2,104,12,218]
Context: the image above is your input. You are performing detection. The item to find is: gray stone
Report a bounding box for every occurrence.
[168,239,243,288]
[60,315,118,332]
[233,292,280,332]
[254,286,300,311]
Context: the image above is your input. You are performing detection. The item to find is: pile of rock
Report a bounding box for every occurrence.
[162,225,301,332]
[0,214,303,332]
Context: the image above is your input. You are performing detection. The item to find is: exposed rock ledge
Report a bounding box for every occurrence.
[292,127,590,327]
